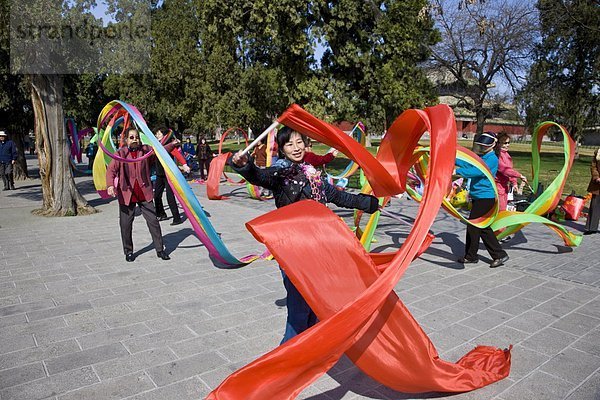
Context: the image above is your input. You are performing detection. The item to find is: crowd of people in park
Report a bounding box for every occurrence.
[1,123,599,344]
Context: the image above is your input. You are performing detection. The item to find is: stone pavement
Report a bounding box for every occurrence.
[0,157,599,400]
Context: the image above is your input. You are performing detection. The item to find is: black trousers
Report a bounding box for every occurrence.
[586,194,600,232]
[0,162,14,189]
[153,175,181,220]
[118,201,164,255]
[199,159,210,180]
[465,198,507,260]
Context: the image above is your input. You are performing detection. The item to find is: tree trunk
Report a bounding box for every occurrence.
[475,109,486,136]
[30,74,96,216]
[10,132,29,180]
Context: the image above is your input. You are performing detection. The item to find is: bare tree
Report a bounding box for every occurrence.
[429,0,538,134]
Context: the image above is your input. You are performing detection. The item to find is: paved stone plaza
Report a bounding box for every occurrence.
[1,157,599,400]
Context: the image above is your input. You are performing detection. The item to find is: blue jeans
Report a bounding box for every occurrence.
[280,269,318,344]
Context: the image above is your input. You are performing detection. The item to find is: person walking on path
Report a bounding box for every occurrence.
[0,130,17,190]
[229,127,379,343]
[584,148,600,235]
[106,127,172,262]
[455,132,509,268]
[153,128,190,226]
[196,137,213,181]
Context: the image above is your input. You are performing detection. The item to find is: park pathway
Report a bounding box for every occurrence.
[0,156,598,400]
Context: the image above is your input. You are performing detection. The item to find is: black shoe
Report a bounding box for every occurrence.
[490,255,509,268]
[500,235,512,243]
[125,253,135,262]
[458,257,479,264]
[157,251,170,260]
[170,219,183,226]
[157,215,169,221]
[583,230,598,235]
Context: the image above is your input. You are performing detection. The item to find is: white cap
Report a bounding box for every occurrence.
[0,131,7,136]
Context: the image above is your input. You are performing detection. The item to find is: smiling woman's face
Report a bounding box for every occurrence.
[282,131,306,162]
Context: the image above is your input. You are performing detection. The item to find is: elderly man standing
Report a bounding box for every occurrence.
[106,127,174,262]
[0,130,17,190]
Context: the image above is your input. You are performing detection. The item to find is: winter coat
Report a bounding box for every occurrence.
[107,142,176,205]
[197,143,212,160]
[0,139,17,163]
[456,151,498,200]
[587,149,600,195]
[496,149,522,189]
[230,156,378,212]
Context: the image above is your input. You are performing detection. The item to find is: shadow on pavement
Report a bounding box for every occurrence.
[132,227,200,257]
[304,356,449,400]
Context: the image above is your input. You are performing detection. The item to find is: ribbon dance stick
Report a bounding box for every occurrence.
[207,104,511,399]
[240,120,280,156]
[93,100,270,268]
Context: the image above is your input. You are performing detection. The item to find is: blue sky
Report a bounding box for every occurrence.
[91,0,164,24]
[90,1,112,25]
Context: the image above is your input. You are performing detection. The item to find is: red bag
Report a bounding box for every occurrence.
[561,195,586,220]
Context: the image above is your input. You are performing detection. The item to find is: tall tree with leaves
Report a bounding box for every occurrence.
[429,0,538,135]
[63,74,109,129]
[10,0,150,216]
[319,0,439,133]
[8,0,105,215]
[195,0,317,133]
[0,0,32,180]
[519,0,599,141]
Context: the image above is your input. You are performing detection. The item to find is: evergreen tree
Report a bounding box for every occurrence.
[519,0,599,141]
[0,0,32,179]
[319,0,439,132]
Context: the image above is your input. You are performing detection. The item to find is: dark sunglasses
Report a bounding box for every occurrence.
[129,135,139,140]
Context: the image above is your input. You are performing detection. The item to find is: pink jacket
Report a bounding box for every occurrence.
[106,143,176,205]
[495,149,522,188]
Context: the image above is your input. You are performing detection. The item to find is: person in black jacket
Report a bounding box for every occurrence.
[0,131,17,190]
[230,126,379,343]
[196,137,213,181]
[153,128,190,225]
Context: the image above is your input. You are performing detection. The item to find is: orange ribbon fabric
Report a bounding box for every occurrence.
[207,104,511,399]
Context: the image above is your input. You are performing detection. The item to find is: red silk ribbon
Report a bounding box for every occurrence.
[207,104,511,399]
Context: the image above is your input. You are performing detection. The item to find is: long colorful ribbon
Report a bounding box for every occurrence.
[208,125,277,201]
[65,118,96,174]
[491,122,582,246]
[93,101,270,267]
[207,104,511,399]
[324,121,366,187]
[404,125,581,246]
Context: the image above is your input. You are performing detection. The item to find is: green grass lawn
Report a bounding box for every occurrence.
[216,139,594,196]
